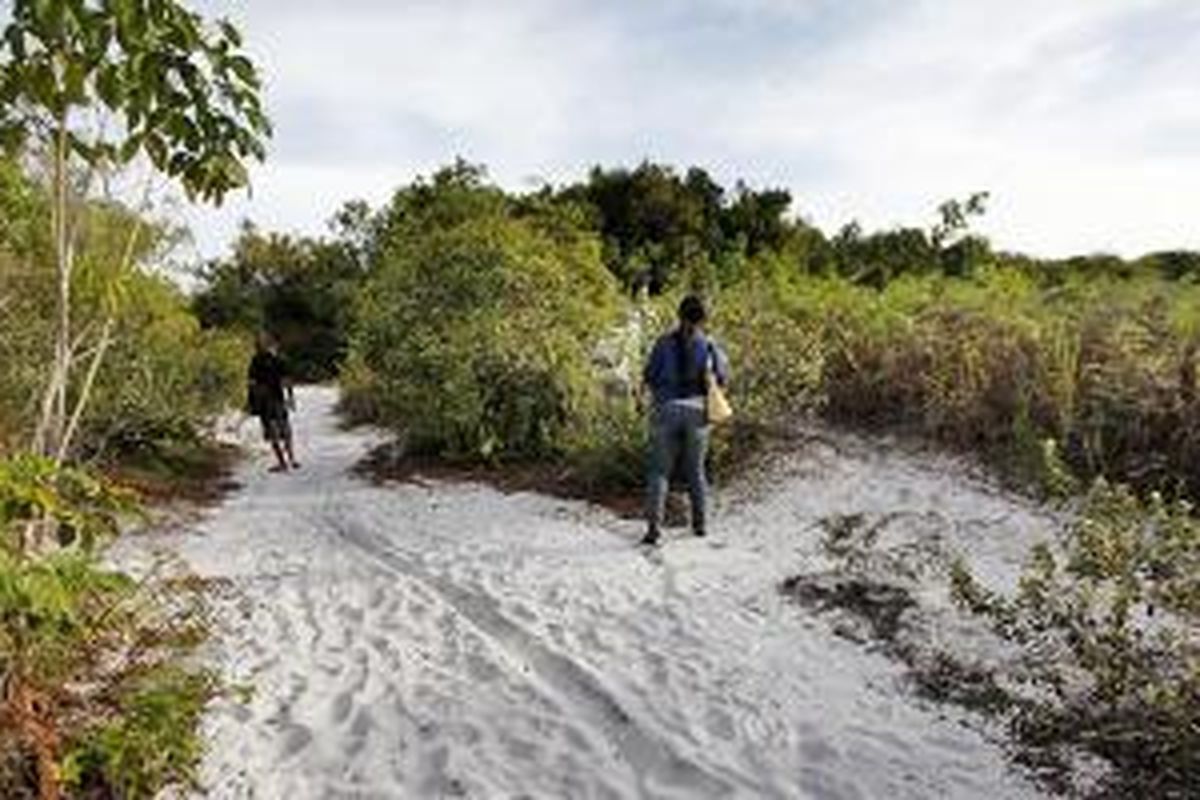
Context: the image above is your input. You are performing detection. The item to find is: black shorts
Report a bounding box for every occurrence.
[260,412,291,443]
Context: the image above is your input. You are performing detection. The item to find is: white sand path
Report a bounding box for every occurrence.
[164,386,1053,799]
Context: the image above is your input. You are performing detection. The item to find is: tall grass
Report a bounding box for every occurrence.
[712,265,1200,499]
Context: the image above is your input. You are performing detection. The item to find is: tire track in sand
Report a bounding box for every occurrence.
[328,510,775,800]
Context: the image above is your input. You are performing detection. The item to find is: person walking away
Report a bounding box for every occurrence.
[248,333,299,472]
[641,295,730,545]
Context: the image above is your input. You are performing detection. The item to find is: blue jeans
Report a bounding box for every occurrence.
[646,401,709,534]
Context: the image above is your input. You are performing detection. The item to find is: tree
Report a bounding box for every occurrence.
[346,164,621,459]
[721,181,792,257]
[931,191,989,249]
[553,162,797,293]
[193,222,361,381]
[0,0,270,461]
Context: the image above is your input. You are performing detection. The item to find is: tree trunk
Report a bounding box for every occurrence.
[34,117,72,459]
[57,317,113,463]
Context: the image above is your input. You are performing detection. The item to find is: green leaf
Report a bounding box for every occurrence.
[218,19,243,48]
[96,64,123,107]
[67,133,98,163]
[63,57,88,104]
[5,25,27,60]
[226,55,256,87]
[145,134,167,168]
[29,61,59,108]
[118,131,143,162]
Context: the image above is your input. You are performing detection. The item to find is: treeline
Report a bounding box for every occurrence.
[195,159,1200,389]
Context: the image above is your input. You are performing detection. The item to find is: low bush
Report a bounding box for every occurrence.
[745,268,1200,499]
[0,455,217,799]
[951,480,1199,796]
[345,165,622,463]
[81,275,250,461]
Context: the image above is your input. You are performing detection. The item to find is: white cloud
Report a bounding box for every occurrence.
[180,0,1200,260]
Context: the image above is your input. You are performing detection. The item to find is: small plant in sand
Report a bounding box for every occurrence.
[950,479,1200,796]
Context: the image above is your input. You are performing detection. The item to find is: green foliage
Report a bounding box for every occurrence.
[347,164,622,461]
[61,665,214,798]
[0,0,269,461]
[0,452,132,552]
[0,455,216,798]
[712,258,827,425]
[331,160,1200,504]
[951,480,1200,795]
[809,269,1200,497]
[192,221,361,381]
[85,274,250,457]
[550,162,802,293]
[0,0,270,203]
[0,154,246,459]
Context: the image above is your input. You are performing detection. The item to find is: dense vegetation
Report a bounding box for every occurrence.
[208,159,1200,500]
[0,0,268,797]
[192,221,361,382]
[0,160,248,465]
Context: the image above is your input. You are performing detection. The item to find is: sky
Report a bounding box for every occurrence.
[177,0,1200,262]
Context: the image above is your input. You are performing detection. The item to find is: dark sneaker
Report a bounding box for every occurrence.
[640,529,661,546]
[693,528,707,538]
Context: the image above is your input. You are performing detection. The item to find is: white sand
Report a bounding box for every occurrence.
[164,386,1052,799]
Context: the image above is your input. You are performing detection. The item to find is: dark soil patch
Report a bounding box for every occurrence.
[355,443,650,520]
[106,439,243,507]
[355,422,825,526]
[905,650,1012,714]
[780,573,917,644]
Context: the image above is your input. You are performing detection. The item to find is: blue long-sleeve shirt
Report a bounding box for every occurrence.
[643,329,730,407]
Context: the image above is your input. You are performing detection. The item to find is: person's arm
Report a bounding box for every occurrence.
[281,358,296,409]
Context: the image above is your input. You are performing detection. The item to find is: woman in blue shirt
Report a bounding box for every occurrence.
[641,295,730,546]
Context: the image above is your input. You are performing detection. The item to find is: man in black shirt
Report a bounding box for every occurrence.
[247,333,298,472]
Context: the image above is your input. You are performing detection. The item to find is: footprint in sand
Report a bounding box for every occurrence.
[343,707,374,757]
[563,725,594,754]
[330,690,353,724]
[704,706,737,742]
[279,721,313,759]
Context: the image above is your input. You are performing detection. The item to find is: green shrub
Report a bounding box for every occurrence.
[712,258,826,426]
[0,156,248,462]
[61,666,214,799]
[561,397,645,493]
[951,480,1200,795]
[771,269,1200,497]
[192,222,362,381]
[83,274,250,459]
[0,455,216,798]
[346,167,621,462]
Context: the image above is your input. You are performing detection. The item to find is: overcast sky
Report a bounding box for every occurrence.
[177,0,1200,261]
